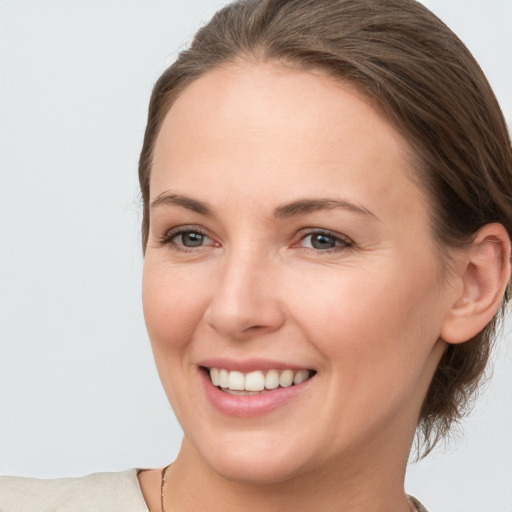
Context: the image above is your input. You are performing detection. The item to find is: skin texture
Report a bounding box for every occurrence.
[139,63,510,512]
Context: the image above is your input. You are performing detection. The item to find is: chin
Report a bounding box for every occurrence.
[189,431,315,486]
[208,453,306,486]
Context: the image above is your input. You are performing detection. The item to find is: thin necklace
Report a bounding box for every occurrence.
[159,464,418,512]
[160,463,171,512]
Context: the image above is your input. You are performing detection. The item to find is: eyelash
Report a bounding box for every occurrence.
[296,229,354,253]
[158,227,354,253]
[158,226,214,252]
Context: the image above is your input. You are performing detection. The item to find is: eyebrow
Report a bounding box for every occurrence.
[150,193,213,216]
[274,198,376,218]
[150,192,375,219]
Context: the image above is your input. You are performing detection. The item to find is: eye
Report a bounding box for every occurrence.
[159,227,216,250]
[176,231,208,247]
[298,230,353,251]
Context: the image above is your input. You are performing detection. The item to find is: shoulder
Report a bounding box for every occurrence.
[0,469,149,512]
[409,495,431,512]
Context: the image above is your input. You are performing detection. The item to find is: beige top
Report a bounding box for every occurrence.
[0,469,149,512]
[0,469,429,512]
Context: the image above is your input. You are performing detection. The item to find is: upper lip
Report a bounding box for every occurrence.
[198,358,314,373]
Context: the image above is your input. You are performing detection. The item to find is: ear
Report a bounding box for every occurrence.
[440,223,511,344]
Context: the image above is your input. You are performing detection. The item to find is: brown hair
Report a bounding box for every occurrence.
[138,0,512,456]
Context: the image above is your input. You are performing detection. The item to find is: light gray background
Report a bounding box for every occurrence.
[0,1,511,511]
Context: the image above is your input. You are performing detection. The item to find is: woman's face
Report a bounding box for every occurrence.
[143,63,455,483]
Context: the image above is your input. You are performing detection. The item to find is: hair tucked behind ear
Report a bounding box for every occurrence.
[139,0,512,457]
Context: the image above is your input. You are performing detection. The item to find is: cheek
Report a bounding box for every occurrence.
[294,267,444,439]
[142,262,211,414]
[142,262,209,352]
[292,258,444,382]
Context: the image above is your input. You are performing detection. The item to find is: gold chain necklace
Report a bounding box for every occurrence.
[160,464,171,512]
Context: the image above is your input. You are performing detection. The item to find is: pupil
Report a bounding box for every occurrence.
[311,234,335,249]
[183,232,204,247]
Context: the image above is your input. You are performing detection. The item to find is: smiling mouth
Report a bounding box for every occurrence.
[204,367,316,395]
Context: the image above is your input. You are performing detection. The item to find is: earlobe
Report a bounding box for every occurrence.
[440,223,511,344]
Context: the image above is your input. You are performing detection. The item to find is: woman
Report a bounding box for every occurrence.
[1,0,511,511]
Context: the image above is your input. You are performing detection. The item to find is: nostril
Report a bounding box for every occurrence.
[246,324,265,331]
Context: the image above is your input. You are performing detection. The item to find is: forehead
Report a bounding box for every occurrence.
[151,62,428,225]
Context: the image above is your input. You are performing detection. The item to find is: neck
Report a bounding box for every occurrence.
[163,435,414,512]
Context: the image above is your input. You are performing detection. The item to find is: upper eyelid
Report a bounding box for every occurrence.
[159,225,212,245]
[296,227,353,243]
[162,225,209,237]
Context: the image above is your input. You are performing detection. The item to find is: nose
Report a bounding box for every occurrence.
[204,250,286,341]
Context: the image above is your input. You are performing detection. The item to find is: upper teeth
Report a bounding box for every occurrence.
[209,368,311,392]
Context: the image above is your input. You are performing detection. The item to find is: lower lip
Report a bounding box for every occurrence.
[199,369,314,417]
